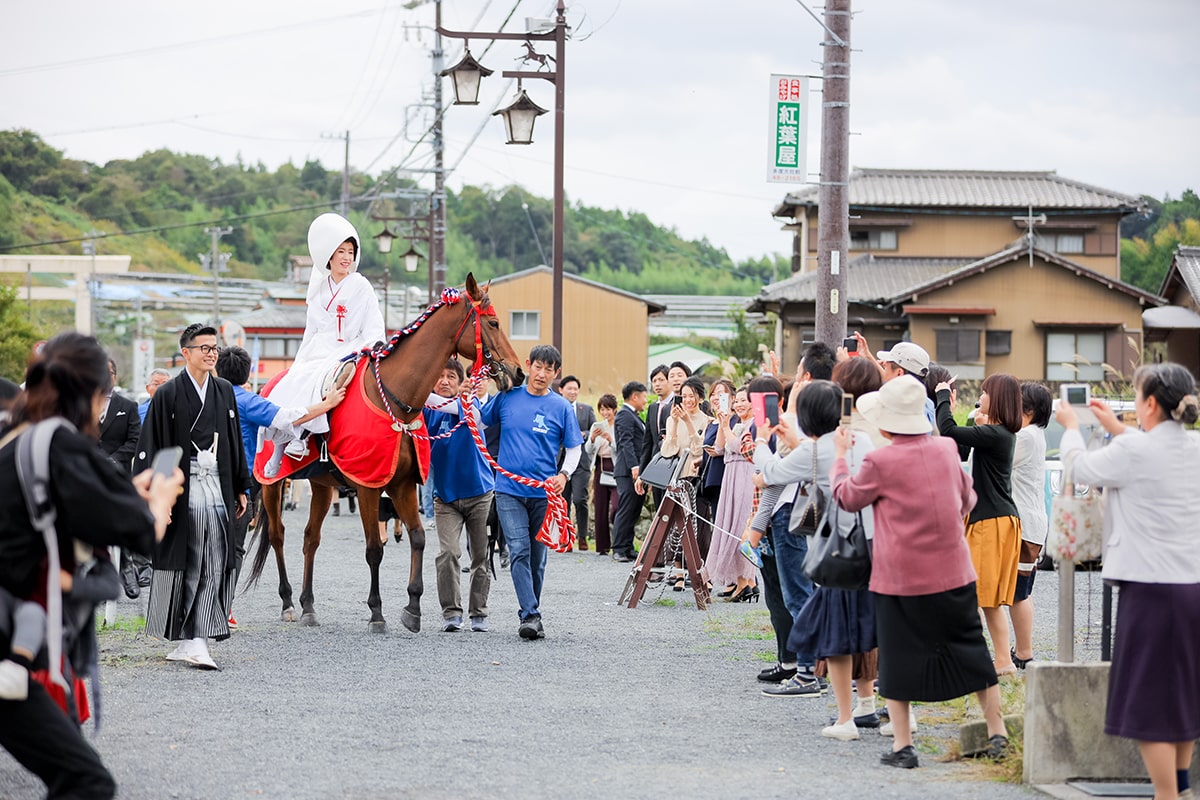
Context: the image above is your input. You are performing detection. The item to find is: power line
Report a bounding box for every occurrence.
[0,8,389,78]
[0,200,341,252]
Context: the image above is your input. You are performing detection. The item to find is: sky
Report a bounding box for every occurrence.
[2,0,1198,264]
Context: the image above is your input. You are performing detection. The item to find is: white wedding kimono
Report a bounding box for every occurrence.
[266,213,385,440]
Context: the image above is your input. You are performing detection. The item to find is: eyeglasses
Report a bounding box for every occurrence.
[185,344,220,355]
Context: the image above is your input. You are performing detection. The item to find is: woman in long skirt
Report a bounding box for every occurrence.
[1057,363,1200,800]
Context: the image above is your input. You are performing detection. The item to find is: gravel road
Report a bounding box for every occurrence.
[2,498,1108,800]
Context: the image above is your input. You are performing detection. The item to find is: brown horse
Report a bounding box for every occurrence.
[245,274,524,632]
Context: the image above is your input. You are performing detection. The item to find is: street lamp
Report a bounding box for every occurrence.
[441,48,494,105]
[373,225,398,255]
[493,86,548,145]
[436,0,568,353]
[397,242,423,325]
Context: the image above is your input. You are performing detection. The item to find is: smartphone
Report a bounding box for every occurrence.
[841,392,854,425]
[151,446,183,479]
[843,336,859,356]
[719,394,730,414]
[749,391,767,427]
[764,394,780,427]
[1061,383,1091,407]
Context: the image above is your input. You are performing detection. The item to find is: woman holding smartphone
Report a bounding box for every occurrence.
[1056,364,1200,800]
[658,378,712,589]
[702,387,759,602]
[585,394,620,557]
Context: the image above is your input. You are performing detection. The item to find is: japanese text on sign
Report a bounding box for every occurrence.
[767,74,808,184]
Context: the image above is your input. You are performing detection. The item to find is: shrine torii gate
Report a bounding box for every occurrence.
[0,254,132,334]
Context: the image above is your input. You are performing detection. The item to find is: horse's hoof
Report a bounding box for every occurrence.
[300,612,319,627]
[282,607,297,623]
[400,609,420,633]
[368,620,387,634]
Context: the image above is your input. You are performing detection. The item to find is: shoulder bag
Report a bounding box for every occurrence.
[801,484,871,590]
[788,445,823,535]
[1045,456,1104,564]
[640,451,680,490]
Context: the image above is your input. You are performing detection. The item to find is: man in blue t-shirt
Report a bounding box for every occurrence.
[478,344,582,640]
[422,359,495,633]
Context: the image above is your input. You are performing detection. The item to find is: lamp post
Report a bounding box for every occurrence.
[437,1,567,353]
[373,218,429,329]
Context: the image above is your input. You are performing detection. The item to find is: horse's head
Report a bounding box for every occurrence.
[462,273,524,391]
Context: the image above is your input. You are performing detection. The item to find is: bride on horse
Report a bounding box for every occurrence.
[263,212,385,478]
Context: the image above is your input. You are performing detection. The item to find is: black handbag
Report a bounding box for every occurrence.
[802,487,871,590]
[640,452,680,489]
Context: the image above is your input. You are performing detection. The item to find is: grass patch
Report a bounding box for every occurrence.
[905,675,1027,780]
[98,613,146,633]
[652,598,677,607]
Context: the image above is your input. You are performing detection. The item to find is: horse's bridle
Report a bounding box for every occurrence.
[370,293,503,424]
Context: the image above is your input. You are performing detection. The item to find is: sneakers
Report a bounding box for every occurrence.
[761,674,824,698]
[500,550,510,569]
[517,616,545,640]
[880,713,918,737]
[470,616,488,633]
[822,719,861,741]
[442,616,463,632]
[757,663,798,683]
[737,539,763,569]
[881,745,919,769]
[0,660,29,701]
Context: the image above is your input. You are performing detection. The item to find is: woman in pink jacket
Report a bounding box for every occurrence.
[830,375,1007,769]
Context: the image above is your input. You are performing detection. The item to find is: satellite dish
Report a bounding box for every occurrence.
[221,320,246,348]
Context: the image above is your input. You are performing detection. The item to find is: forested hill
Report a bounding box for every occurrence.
[0,130,784,295]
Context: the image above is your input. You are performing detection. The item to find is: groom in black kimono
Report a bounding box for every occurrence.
[134,323,250,670]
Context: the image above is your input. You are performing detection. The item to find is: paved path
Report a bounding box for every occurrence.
[2,500,1101,799]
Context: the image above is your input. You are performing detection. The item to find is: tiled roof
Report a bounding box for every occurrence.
[1163,245,1200,302]
[780,168,1142,211]
[234,303,308,330]
[487,266,667,313]
[754,255,972,305]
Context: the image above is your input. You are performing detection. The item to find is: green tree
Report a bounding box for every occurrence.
[0,285,44,381]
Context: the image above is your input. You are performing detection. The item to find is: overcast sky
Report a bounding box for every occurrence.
[2,0,1197,264]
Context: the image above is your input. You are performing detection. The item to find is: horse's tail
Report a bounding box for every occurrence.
[243,487,275,589]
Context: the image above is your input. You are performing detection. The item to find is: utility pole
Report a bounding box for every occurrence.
[323,130,351,216]
[814,0,851,346]
[431,0,447,301]
[203,225,233,326]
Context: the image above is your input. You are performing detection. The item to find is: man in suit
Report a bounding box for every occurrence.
[558,375,596,551]
[611,381,647,563]
[98,359,149,599]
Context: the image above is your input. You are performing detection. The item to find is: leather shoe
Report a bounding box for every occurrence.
[757,664,798,683]
[121,563,141,600]
[881,745,919,769]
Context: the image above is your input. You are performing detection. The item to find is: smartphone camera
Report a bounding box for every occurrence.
[841,392,854,424]
[843,336,859,355]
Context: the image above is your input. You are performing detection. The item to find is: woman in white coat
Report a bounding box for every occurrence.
[264,213,385,477]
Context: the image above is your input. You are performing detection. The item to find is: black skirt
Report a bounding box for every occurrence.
[1106,581,1200,742]
[874,583,997,702]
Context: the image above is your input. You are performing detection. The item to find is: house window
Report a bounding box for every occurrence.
[1046,331,1105,381]
[258,337,301,358]
[985,330,1012,356]
[849,229,898,251]
[510,310,540,340]
[935,329,981,363]
[1035,233,1085,255]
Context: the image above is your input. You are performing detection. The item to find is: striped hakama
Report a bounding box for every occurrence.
[146,457,233,642]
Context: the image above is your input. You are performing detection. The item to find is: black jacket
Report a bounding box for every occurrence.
[133,373,250,572]
[98,391,141,474]
[613,405,645,478]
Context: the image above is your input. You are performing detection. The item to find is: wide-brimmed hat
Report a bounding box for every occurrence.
[875,341,930,378]
[856,375,932,435]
